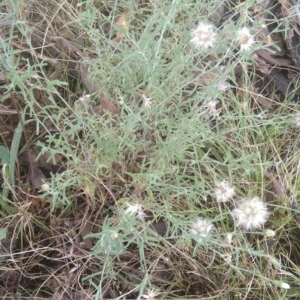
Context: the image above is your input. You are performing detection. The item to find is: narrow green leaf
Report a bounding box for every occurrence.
[0,227,7,241]
[2,121,23,200]
[0,146,10,165]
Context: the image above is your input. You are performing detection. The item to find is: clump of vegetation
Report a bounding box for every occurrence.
[1,0,300,299]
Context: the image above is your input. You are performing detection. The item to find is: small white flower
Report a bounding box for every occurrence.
[190,217,213,242]
[141,289,159,299]
[206,100,221,117]
[231,196,269,230]
[217,82,229,93]
[236,27,255,51]
[190,22,217,49]
[142,94,152,108]
[214,180,235,202]
[110,231,119,239]
[124,203,146,219]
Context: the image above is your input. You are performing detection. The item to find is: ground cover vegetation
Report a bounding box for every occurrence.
[0,0,300,299]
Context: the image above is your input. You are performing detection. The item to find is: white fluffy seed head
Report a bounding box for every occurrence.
[190,22,217,49]
[231,197,269,230]
[214,180,235,202]
[236,27,255,51]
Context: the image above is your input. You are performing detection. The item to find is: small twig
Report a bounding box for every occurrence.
[11,41,59,67]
